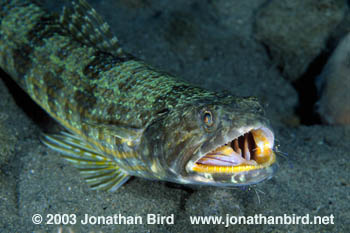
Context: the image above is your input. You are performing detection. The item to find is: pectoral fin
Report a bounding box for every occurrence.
[42,131,130,192]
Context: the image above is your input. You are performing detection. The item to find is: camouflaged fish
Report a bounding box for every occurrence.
[0,0,277,191]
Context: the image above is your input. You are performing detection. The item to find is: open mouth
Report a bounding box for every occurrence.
[188,127,275,174]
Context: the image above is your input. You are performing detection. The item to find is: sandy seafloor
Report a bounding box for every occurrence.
[0,0,349,232]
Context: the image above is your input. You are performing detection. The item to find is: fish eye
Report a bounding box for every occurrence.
[203,111,214,127]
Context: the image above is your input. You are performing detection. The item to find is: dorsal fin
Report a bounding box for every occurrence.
[60,0,123,57]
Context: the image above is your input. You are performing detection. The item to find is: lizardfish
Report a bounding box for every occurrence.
[0,0,277,191]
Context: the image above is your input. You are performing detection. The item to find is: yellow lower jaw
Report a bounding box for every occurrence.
[192,149,276,174]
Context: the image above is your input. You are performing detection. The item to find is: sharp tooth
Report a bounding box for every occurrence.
[233,139,241,154]
[244,134,251,160]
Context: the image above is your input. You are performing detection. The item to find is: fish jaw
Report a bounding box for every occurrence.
[184,126,277,186]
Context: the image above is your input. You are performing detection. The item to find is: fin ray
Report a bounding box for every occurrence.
[60,0,123,56]
[43,134,108,162]
[41,132,130,191]
[89,172,129,191]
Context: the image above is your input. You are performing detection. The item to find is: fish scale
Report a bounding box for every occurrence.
[0,0,277,190]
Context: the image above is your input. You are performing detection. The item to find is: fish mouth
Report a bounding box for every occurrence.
[186,126,276,177]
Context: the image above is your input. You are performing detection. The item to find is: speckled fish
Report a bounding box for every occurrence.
[0,0,277,191]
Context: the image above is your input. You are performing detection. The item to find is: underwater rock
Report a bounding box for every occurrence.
[316,33,350,124]
[210,0,266,38]
[255,0,347,81]
[327,10,350,48]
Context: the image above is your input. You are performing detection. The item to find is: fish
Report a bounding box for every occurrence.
[0,0,277,191]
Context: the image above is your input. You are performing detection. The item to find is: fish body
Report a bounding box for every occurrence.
[0,0,277,190]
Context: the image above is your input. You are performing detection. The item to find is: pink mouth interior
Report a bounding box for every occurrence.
[196,132,258,166]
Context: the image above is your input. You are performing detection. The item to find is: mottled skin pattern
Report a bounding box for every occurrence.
[0,0,271,184]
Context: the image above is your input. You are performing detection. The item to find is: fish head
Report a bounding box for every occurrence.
[148,95,278,187]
